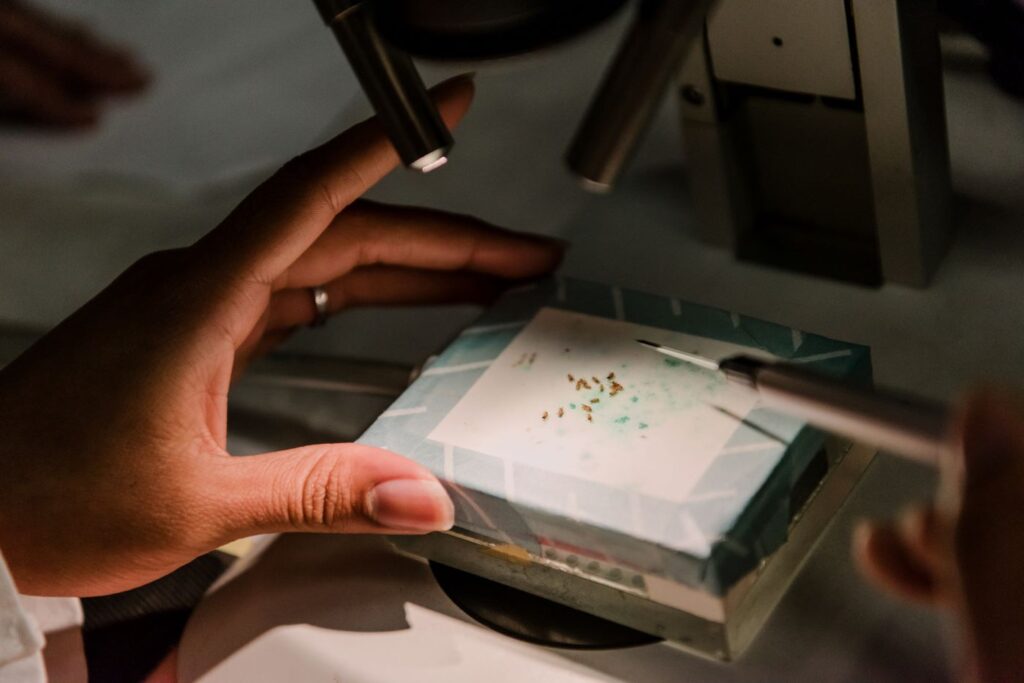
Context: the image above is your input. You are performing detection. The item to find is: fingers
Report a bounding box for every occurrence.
[854,503,950,606]
[235,266,519,369]
[208,443,454,537]
[196,75,476,287]
[854,517,943,605]
[265,266,509,330]
[853,390,1024,681]
[235,267,511,366]
[947,390,1024,655]
[277,201,565,291]
[898,505,946,576]
[0,50,99,126]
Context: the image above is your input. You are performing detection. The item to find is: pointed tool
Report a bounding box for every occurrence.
[636,340,949,465]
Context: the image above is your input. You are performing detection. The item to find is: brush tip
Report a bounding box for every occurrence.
[636,339,659,348]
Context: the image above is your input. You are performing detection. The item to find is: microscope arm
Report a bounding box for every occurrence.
[568,0,717,190]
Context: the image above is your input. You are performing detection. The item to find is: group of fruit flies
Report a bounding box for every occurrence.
[541,370,626,424]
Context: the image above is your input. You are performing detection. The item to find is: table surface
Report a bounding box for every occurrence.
[2,1,1023,681]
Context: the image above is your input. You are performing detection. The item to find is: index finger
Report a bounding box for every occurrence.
[196,74,475,286]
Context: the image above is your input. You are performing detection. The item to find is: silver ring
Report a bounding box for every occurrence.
[310,286,329,327]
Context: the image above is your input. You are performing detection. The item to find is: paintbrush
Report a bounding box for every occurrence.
[636,340,949,465]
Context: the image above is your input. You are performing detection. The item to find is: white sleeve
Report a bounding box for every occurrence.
[0,550,45,683]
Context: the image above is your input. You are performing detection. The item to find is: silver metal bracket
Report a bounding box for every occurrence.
[679,0,953,287]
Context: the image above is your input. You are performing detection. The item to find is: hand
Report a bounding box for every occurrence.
[0,75,563,597]
[0,0,148,127]
[854,389,1024,682]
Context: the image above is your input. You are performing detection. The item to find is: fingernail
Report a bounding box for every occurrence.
[368,479,455,532]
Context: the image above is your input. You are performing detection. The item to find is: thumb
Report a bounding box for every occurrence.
[211,444,454,536]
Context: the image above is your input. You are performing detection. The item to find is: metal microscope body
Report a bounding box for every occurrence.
[312,0,953,288]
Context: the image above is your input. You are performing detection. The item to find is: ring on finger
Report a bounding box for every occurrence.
[310,286,329,327]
